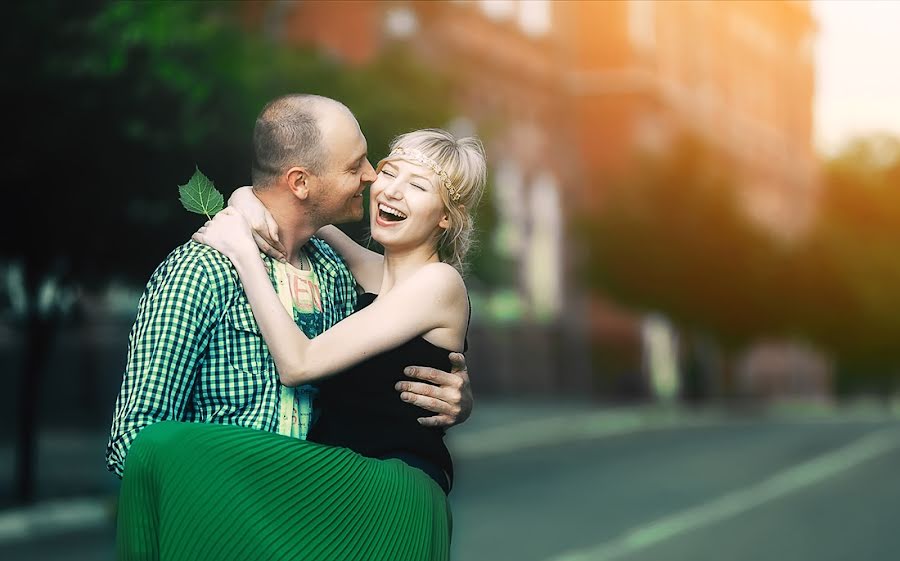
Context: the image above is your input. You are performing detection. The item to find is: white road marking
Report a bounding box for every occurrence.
[547,427,900,561]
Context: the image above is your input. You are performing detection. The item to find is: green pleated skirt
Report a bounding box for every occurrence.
[116,421,451,561]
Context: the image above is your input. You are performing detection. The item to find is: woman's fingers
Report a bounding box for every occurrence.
[265,213,283,248]
[252,231,287,262]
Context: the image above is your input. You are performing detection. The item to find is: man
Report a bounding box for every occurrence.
[106,94,472,477]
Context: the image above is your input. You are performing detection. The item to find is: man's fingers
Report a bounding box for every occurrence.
[448,352,468,374]
[264,213,283,248]
[403,366,461,388]
[252,231,286,262]
[417,414,454,428]
[401,364,469,427]
[399,392,457,416]
[395,381,460,402]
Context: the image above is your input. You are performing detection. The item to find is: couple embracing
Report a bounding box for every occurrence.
[107,94,486,560]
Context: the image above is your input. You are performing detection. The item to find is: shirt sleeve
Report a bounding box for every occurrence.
[105,244,222,478]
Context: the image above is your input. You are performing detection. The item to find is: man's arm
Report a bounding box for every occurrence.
[106,243,222,477]
[396,352,473,428]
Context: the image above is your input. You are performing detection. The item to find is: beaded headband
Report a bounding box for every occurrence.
[387,147,461,201]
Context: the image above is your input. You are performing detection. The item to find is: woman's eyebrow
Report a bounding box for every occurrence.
[385,162,434,185]
[409,173,435,185]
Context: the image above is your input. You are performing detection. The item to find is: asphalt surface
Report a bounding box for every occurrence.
[1,402,898,561]
[449,416,900,561]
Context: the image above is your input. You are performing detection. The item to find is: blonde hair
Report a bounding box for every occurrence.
[378,128,487,274]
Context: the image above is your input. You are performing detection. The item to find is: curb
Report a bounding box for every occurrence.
[0,496,115,545]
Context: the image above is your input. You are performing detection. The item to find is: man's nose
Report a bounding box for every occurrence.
[361,160,376,183]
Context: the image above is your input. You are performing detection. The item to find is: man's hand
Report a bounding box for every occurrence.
[395,352,472,428]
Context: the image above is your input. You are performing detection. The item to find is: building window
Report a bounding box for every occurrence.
[519,0,551,37]
[480,0,516,21]
[628,0,656,52]
[493,159,527,258]
[384,6,418,39]
[525,172,563,321]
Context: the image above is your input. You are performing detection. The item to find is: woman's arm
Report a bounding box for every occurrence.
[280,261,465,385]
[228,186,382,290]
[192,209,312,379]
[315,225,383,292]
[193,209,467,386]
[227,186,288,261]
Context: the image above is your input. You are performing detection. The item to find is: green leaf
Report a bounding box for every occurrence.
[178,166,224,219]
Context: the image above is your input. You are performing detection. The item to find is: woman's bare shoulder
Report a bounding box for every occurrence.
[411,262,466,296]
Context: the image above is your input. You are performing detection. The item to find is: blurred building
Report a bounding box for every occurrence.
[240,0,825,399]
[563,0,818,241]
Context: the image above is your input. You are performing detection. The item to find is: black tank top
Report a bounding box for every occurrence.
[307,293,465,494]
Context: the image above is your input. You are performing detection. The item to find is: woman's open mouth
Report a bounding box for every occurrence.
[377,203,407,223]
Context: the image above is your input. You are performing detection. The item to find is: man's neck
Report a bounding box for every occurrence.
[253,188,322,267]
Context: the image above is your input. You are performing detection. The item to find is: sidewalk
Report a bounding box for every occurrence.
[2,398,899,546]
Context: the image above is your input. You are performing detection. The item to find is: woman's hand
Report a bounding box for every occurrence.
[228,186,287,262]
[192,208,260,265]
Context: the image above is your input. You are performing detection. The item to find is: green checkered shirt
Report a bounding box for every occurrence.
[106,238,357,478]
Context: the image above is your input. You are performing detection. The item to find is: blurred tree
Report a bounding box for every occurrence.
[579,135,788,398]
[3,0,454,504]
[787,135,900,396]
[580,133,900,401]
[467,178,516,288]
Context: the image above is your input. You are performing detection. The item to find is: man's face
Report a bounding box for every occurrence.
[311,112,376,225]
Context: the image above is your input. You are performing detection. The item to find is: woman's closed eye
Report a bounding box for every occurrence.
[411,183,427,191]
[381,170,396,178]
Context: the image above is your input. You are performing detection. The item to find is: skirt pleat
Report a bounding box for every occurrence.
[117,421,451,561]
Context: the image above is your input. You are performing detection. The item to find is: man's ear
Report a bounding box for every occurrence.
[286,166,312,200]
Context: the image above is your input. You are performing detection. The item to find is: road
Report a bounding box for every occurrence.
[2,404,898,561]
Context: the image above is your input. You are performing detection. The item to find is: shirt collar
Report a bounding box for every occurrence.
[305,237,340,277]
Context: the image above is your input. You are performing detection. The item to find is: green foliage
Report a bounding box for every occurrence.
[7,1,456,286]
[790,135,900,376]
[467,178,515,287]
[580,132,900,389]
[178,168,224,220]
[581,136,784,349]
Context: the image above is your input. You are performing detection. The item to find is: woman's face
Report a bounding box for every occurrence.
[370,158,449,252]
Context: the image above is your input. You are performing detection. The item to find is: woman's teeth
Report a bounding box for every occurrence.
[378,203,407,221]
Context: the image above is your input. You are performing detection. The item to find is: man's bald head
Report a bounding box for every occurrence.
[251,94,355,188]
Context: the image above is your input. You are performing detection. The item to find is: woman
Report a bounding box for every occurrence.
[116,128,486,561]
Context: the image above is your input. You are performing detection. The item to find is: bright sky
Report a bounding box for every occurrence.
[813,0,900,156]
